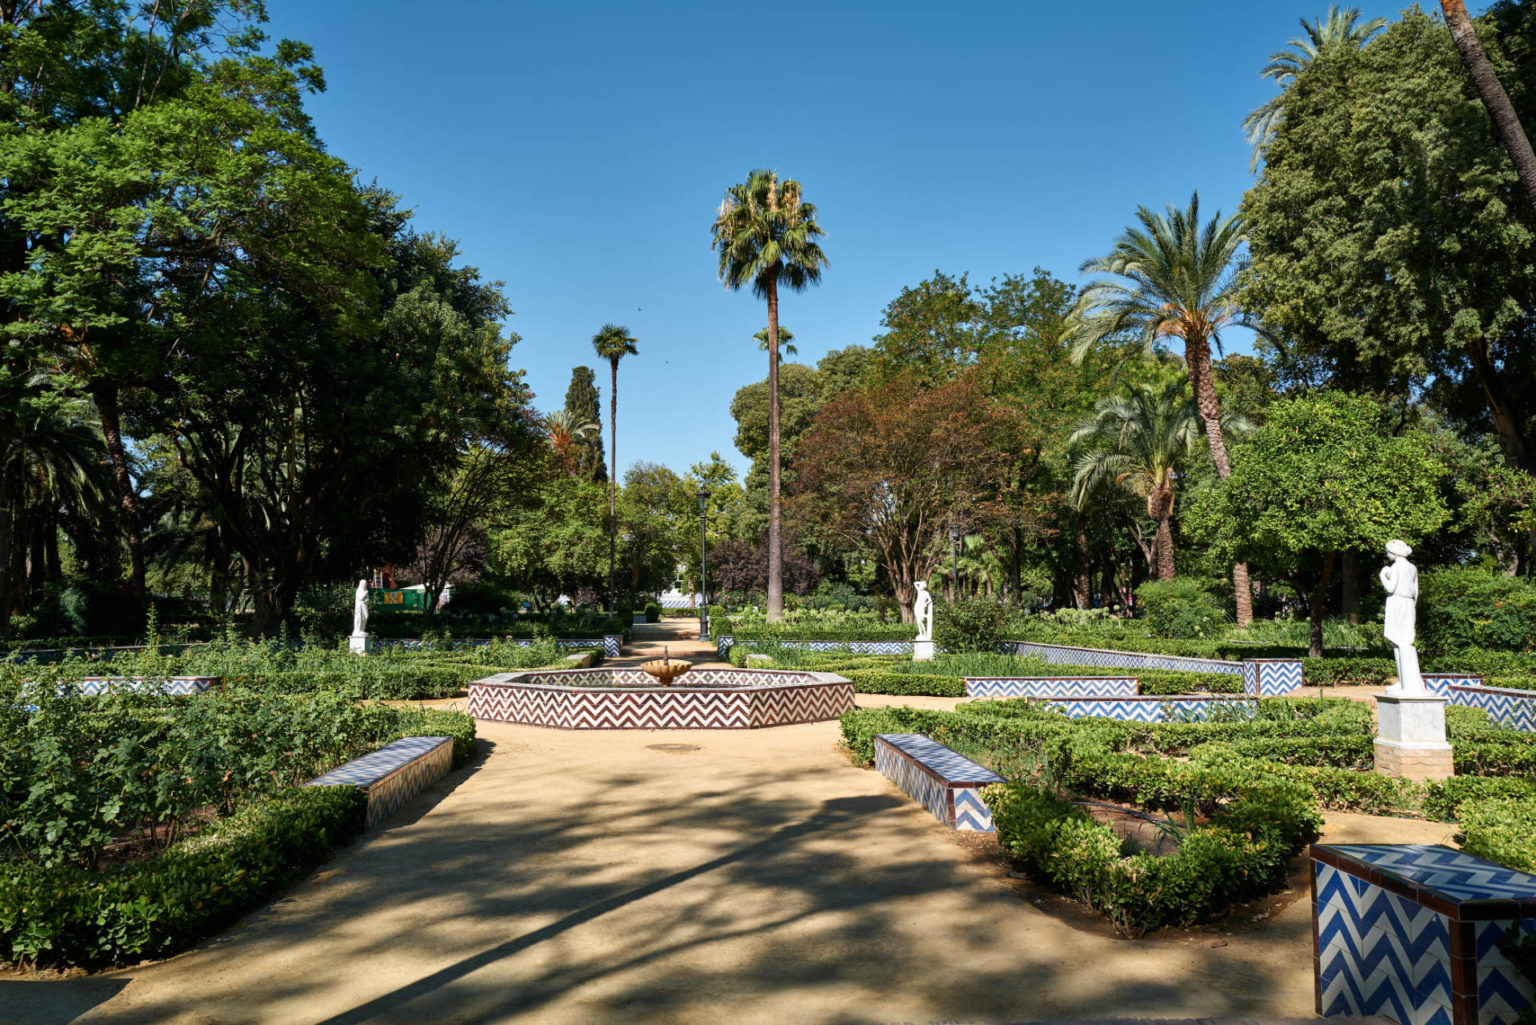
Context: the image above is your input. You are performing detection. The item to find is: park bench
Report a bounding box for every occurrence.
[306,735,454,830]
[874,733,1004,832]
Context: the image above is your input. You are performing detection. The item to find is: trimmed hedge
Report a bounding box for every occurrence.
[1422,776,1536,822]
[1459,798,1536,875]
[0,785,364,967]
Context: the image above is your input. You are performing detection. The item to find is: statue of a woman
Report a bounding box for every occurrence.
[1380,540,1423,694]
[353,579,370,636]
[912,581,933,642]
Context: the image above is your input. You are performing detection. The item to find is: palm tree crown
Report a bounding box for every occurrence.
[754,325,797,358]
[710,170,827,622]
[1243,5,1387,169]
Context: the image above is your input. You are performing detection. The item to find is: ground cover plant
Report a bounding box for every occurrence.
[0,669,476,967]
[840,698,1536,935]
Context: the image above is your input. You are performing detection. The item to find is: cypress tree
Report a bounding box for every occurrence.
[563,366,606,482]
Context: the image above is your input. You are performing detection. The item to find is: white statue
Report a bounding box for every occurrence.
[353,579,370,636]
[1380,540,1424,694]
[912,581,933,642]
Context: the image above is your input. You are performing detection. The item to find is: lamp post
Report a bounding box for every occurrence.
[696,487,710,640]
[949,524,960,600]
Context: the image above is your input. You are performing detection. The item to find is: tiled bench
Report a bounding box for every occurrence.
[1035,694,1257,723]
[72,676,219,696]
[874,733,1004,832]
[307,736,454,831]
[1313,843,1536,1025]
[963,676,1137,699]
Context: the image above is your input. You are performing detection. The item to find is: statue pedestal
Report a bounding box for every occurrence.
[349,632,370,655]
[1374,691,1453,780]
[913,639,935,662]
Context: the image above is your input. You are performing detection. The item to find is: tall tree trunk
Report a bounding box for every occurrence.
[1442,0,1536,217]
[766,279,784,623]
[1306,551,1337,659]
[0,477,12,638]
[1154,513,1176,581]
[1186,338,1254,626]
[1073,512,1091,610]
[608,358,618,611]
[93,382,146,593]
[1341,548,1361,625]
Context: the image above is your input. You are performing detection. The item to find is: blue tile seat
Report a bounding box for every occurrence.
[306,736,454,830]
[874,733,1004,832]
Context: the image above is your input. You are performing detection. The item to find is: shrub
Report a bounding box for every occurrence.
[1458,797,1536,875]
[1422,776,1536,822]
[934,596,1011,653]
[643,602,661,623]
[1418,569,1536,656]
[1136,579,1228,639]
[843,670,964,697]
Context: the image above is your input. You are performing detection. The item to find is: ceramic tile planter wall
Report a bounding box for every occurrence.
[874,733,1004,832]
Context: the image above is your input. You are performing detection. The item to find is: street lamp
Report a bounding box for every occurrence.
[948,524,961,599]
[696,487,710,640]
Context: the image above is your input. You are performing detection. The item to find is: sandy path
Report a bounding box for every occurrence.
[3,691,1457,1025]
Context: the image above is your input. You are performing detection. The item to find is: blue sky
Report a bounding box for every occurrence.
[265,0,1450,479]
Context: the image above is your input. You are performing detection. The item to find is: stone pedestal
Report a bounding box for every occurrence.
[912,639,935,662]
[349,632,370,655]
[1374,691,1453,780]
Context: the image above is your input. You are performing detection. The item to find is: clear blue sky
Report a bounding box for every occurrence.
[264,0,1452,479]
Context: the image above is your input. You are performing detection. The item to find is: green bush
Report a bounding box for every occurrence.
[0,785,364,968]
[643,602,661,623]
[1458,797,1536,875]
[1422,776,1536,822]
[1136,579,1229,640]
[1418,569,1536,656]
[843,670,964,697]
[934,596,1011,653]
[1301,656,1396,687]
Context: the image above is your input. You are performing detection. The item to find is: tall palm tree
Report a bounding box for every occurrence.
[1069,381,1245,582]
[1439,0,1536,215]
[591,325,638,610]
[1063,192,1258,624]
[754,325,797,358]
[711,170,827,623]
[1242,5,1387,171]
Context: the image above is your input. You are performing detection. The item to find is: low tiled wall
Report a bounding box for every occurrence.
[71,676,219,696]
[1312,843,1536,1025]
[874,733,1003,832]
[1242,658,1305,697]
[1448,682,1536,732]
[1036,694,1257,723]
[962,676,1138,699]
[382,636,621,657]
[306,735,454,831]
[995,640,1243,675]
[715,636,914,658]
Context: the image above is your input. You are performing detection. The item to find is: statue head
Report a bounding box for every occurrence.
[1386,539,1412,560]
[914,581,927,593]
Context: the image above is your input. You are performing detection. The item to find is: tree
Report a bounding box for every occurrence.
[1185,392,1447,657]
[591,324,637,611]
[1069,380,1221,582]
[710,169,828,623]
[544,409,600,478]
[1065,193,1258,625]
[869,271,982,385]
[562,366,606,482]
[1441,0,1536,215]
[790,372,1023,620]
[1242,5,1387,170]
[755,325,796,357]
[1239,9,1536,471]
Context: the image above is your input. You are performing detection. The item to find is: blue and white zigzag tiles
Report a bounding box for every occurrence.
[875,734,1002,832]
[963,676,1137,699]
[307,735,453,831]
[1242,659,1304,697]
[1037,696,1256,723]
[1447,685,1536,733]
[994,640,1243,675]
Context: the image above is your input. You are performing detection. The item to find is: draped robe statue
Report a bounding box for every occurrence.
[912,581,934,643]
[1380,541,1424,695]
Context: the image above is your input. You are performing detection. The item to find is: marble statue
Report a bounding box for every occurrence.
[353,579,370,636]
[912,581,933,643]
[1380,540,1424,695]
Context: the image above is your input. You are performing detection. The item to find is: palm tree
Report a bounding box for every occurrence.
[1439,0,1536,215]
[754,325,797,358]
[1243,6,1387,171]
[544,409,599,478]
[710,170,827,623]
[1063,192,1258,624]
[1069,381,1245,581]
[591,325,638,610]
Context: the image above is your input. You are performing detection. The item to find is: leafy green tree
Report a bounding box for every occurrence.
[591,324,638,610]
[489,475,608,607]
[1242,5,1387,170]
[1238,8,1536,470]
[869,271,982,385]
[710,169,828,623]
[561,366,606,482]
[618,462,693,599]
[1185,392,1448,656]
[1064,193,1257,626]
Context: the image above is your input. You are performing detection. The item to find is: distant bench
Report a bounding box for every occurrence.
[874,733,1004,832]
[307,736,454,831]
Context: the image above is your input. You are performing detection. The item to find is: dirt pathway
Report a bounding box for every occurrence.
[3,701,1457,1025]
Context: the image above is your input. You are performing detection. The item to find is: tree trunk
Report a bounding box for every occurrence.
[1442,0,1536,217]
[1154,513,1176,581]
[1341,548,1361,625]
[93,382,146,593]
[1074,512,1091,610]
[766,279,784,623]
[0,478,12,638]
[1306,551,1337,659]
[608,358,618,611]
[1185,338,1253,626]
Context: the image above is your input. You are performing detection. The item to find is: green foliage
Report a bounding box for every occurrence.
[1418,569,1536,656]
[1136,579,1228,639]
[1459,798,1536,876]
[0,785,364,968]
[1421,776,1536,822]
[843,670,965,697]
[643,602,661,623]
[934,596,1010,653]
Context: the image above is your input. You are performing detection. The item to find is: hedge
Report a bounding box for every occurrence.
[0,785,364,967]
[1421,776,1536,822]
[1459,798,1536,875]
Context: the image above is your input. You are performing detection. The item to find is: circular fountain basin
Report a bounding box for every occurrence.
[466,667,855,730]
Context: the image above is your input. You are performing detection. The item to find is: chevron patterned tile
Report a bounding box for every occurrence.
[306,736,453,831]
[1248,659,1304,697]
[1035,696,1256,723]
[875,734,1002,830]
[951,787,996,832]
[1329,845,1536,902]
[963,676,1138,699]
[995,640,1243,675]
[68,676,217,697]
[1448,686,1536,733]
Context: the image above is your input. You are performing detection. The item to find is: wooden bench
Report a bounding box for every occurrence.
[306,736,454,830]
[874,733,1004,832]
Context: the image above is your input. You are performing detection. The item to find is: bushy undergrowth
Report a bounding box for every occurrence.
[1135,579,1229,639]
[1458,798,1536,875]
[934,597,1011,653]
